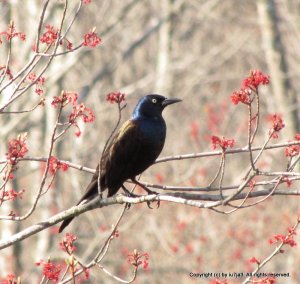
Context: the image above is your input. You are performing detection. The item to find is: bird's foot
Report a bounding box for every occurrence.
[137,183,160,209]
[131,178,160,209]
[144,187,159,195]
[145,190,160,209]
[122,185,141,210]
[146,198,160,209]
[122,185,140,198]
[131,178,159,195]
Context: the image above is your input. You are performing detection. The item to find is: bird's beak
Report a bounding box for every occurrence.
[162,98,182,107]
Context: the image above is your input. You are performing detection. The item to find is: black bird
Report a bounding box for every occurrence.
[59,94,181,233]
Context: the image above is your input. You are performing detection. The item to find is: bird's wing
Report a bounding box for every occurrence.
[69,120,139,206]
[59,121,140,233]
[101,119,145,195]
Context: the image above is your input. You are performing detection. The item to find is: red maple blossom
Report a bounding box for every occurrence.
[127,249,150,270]
[1,188,25,201]
[52,91,78,108]
[68,103,95,123]
[83,29,101,47]
[48,156,69,176]
[268,114,285,139]
[268,226,297,247]
[106,92,126,104]
[59,233,77,254]
[0,22,25,43]
[6,136,28,165]
[284,134,300,157]
[249,256,260,265]
[36,259,62,283]
[230,70,269,105]
[1,273,18,284]
[242,70,270,90]
[40,25,58,45]
[0,65,13,80]
[230,88,251,105]
[211,135,235,150]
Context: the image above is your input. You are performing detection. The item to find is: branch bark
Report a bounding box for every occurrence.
[1,188,299,251]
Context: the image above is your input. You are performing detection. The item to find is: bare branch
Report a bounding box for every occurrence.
[1,188,299,250]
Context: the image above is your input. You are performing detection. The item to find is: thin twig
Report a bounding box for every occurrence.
[247,100,256,170]
[0,0,50,96]
[155,140,300,164]
[0,99,44,114]
[242,218,300,284]
[218,152,226,199]
[207,152,224,187]
[0,24,12,87]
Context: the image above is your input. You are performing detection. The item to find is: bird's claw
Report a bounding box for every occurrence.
[146,200,159,209]
[122,188,140,210]
[146,192,160,209]
[122,186,140,198]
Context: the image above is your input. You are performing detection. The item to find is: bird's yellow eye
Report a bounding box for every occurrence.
[152,98,157,103]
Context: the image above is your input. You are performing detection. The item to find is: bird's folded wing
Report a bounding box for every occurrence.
[101,120,144,192]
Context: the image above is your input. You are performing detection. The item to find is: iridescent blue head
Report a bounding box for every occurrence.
[131,94,181,120]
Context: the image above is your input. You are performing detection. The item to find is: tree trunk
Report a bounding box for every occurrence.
[257,0,299,137]
[155,0,174,96]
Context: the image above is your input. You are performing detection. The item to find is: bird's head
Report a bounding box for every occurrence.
[132,94,181,119]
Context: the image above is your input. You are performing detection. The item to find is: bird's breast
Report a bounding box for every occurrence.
[137,118,166,146]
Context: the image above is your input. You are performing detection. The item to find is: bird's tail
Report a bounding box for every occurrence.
[58,216,74,233]
[58,180,99,233]
[58,198,90,233]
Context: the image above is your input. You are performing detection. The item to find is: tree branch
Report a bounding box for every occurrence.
[1,188,299,250]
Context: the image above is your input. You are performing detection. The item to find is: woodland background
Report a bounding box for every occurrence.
[0,0,300,283]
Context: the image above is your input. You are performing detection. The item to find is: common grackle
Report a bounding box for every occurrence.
[59,94,181,232]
